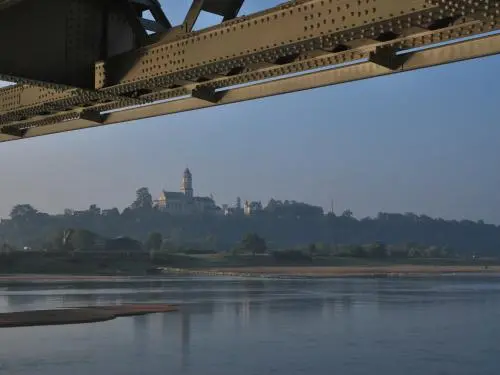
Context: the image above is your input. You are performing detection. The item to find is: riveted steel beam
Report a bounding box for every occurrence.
[1,0,500,141]
[0,81,152,125]
[191,86,222,103]
[97,33,500,124]
[119,0,149,46]
[130,0,171,29]
[97,0,500,97]
[183,0,205,33]
[0,0,171,86]
[100,0,444,88]
[0,109,103,139]
[2,31,499,143]
[369,46,409,70]
[0,0,107,88]
[0,0,24,10]
[0,125,27,138]
[202,0,244,21]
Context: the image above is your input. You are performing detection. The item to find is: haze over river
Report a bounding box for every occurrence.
[0,275,499,375]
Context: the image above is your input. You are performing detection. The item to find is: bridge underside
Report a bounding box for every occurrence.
[0,0,499,142]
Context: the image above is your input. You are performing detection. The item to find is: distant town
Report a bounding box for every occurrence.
[65,167,324,218]
[0,167,499,274]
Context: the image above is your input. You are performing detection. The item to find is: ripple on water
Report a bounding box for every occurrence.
[0,276,499,375]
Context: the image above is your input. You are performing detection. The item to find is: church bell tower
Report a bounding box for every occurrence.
[181,168,193,198]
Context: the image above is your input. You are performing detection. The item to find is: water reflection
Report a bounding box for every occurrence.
[133,315,150,353]
[1,276,500,375]
[1,277,381,315]
[321,298,335,320]
[5,293,43,307]
[181,311,191,370]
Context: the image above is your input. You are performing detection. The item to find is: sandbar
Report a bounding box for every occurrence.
[0,304,178,328]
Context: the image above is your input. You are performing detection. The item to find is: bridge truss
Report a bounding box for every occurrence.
[0,0,499,142]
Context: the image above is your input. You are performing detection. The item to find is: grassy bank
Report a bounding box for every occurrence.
[0,250,499,277]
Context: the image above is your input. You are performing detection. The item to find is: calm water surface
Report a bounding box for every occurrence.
[0,275,499,375]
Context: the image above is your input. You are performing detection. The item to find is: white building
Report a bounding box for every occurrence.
[244,200,263,215]
[155,168,217,215]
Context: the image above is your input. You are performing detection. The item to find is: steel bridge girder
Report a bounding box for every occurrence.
[0,0,500,141]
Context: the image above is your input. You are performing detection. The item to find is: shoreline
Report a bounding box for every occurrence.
[0,265,499,282]
[161,265,500,279]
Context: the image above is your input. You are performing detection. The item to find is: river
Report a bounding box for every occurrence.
[0,275,499,375]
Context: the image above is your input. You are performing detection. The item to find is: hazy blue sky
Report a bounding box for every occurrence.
[0,0,499,223]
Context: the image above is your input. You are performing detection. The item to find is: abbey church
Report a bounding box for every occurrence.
[155,168,217,215]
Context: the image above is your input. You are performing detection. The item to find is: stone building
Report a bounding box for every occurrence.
[155,168,217,215]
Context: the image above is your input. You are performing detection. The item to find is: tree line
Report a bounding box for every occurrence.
[0,187,499,256]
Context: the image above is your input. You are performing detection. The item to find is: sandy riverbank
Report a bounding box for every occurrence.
[0,274,137,282]
[1,265,500,282]
[163,265,500,278]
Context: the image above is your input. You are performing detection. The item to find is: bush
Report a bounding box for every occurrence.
[181,249,217,255]
[272,250,312,262]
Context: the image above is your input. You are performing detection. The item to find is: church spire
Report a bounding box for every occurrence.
[181,167,193,198]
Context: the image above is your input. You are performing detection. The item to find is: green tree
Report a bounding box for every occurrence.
[145,232,163,251]
[48,229,74,252]
[341,209,353,219]
[170,227,184,245]
[308,243,317,257]
[204,234,217,250]
[161,239,177,252]
[424,246,449,258]
[104,207,120,218]
[350,245,367,258]
[241,233,267,256]
[70,229,98,250]
[368,242,388,258]
[131,187,153,210]
[10,204,38,220]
